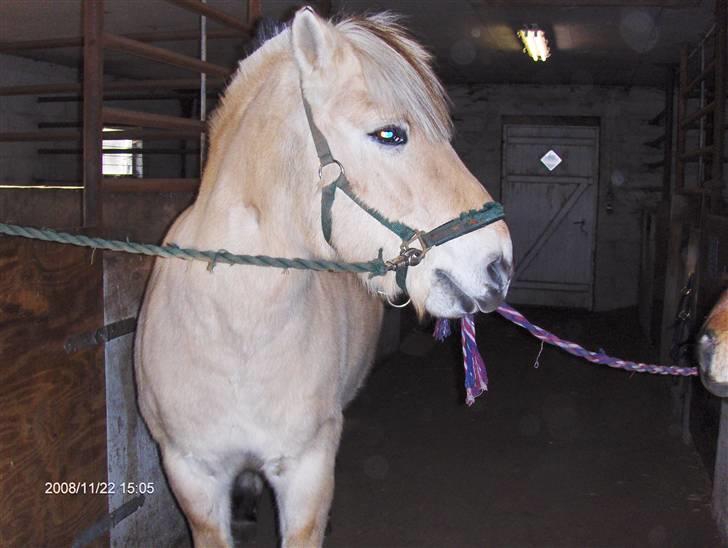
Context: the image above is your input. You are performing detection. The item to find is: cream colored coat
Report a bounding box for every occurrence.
[136,9,511,547]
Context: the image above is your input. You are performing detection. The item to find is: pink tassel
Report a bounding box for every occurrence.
[432,314,488,406]
[461,314,488,406]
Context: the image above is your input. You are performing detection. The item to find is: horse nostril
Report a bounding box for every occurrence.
[486,256,512,294]
[697,329,716,366]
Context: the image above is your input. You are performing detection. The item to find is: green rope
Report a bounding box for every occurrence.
[0,222,389,276]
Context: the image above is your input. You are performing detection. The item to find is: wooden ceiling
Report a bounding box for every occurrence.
[0,0,717,86]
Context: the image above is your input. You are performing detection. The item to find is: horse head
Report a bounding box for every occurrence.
[287,9,512,318]
[697,288,728,398]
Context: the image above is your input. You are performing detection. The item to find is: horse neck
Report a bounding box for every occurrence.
[191,43,328,263]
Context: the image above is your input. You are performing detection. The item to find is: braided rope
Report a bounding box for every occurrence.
[0,222,389,276]
[461,314,489,405]
[495,303,698,377]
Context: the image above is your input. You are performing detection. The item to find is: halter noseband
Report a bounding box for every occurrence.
[302,93,505,292]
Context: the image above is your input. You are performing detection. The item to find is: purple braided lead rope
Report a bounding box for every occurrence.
[433,303,697,406]
[495,303,698,377]
[433,315,489,405]
[461,314,488,405]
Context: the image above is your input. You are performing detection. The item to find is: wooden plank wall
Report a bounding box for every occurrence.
[0,239,107,547]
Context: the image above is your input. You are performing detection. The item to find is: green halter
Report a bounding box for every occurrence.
[302,94,505,292]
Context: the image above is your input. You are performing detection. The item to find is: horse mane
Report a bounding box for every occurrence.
[212,13,451,146]
[336,13,452,142]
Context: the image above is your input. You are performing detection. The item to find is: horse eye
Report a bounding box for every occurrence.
[369,126,408,146]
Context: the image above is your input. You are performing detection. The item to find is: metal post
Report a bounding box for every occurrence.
[83,0,104,228]
[247,0,262,26]
[711,0,726,212]
[200,0,207,171]
[663,66,675,203]
[675,47,688,194]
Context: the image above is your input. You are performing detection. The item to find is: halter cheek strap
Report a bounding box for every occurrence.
[301,93,505,293]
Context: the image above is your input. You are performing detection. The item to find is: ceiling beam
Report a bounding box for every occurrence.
[473,0,701,6]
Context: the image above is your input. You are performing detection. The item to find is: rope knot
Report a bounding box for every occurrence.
[206,249,229,272]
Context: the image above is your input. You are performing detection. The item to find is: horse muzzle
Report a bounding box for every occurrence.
[697,329,728,398]
[429,256,512,317]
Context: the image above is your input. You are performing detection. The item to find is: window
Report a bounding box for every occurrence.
[102,128,143,177]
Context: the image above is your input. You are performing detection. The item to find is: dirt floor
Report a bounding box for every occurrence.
[246,306,723,547]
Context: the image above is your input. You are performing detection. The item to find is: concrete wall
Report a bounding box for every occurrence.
[448,84,665,310]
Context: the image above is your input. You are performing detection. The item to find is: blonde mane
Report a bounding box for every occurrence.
[337,13,452,142]
[206,13,452,183]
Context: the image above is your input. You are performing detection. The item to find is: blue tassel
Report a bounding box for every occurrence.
[433,318,452,341]
[432,315,488,406]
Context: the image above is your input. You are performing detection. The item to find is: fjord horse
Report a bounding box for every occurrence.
[135,9,512,547]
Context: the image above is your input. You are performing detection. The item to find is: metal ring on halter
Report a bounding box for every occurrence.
[318,159,345,181]
[377,290,411,309]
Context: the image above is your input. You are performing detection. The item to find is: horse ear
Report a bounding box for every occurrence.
[291,7,335,76]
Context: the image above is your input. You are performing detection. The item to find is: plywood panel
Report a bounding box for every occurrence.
[0,239,106,547]
[103,253,188,547]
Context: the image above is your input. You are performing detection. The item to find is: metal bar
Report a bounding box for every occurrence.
[103,107,204,131]
[662,66,675,202]
[0,78,226,96]
[0,28,245,53]
[38,91,219,102]
[83,0,104,229]
[0,83,82,96]
[682,59,716,97]
[248,0,263,25]
[164,0,251,33]
[680,145,715,161]
[72,495,145,548]
[104,128,202,139]
[687,23,717,59]
[103,33,230,77]
[39,148,201,155]
[0,128,202,142]
[680,101,716,128]
[710,0,726,213]
[676,47,688,192]
[101,178,200,192]
[64,317,137,354]
[39,121,82,128]
[105,77,226,91]
[0,130,82,142]
[0,183,83,190]
[200,1,208,170]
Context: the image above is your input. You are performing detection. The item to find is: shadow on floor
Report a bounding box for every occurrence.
[246,306,723,547]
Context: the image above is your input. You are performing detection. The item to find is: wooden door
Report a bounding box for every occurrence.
[502,123,599,309]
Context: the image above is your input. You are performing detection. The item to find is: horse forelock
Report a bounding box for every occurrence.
[210,13,450,150]
[336,13,453,143]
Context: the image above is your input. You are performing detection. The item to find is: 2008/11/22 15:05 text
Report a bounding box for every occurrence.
[44,482,155,495]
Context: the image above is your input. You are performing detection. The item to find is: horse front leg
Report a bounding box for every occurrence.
[269,415,342,548]
[162,449,234,548]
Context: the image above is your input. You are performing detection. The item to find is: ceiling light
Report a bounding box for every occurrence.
[517,26,550,62]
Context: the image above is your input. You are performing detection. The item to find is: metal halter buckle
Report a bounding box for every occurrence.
[385,231,431,271]
[318,159,344,181]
